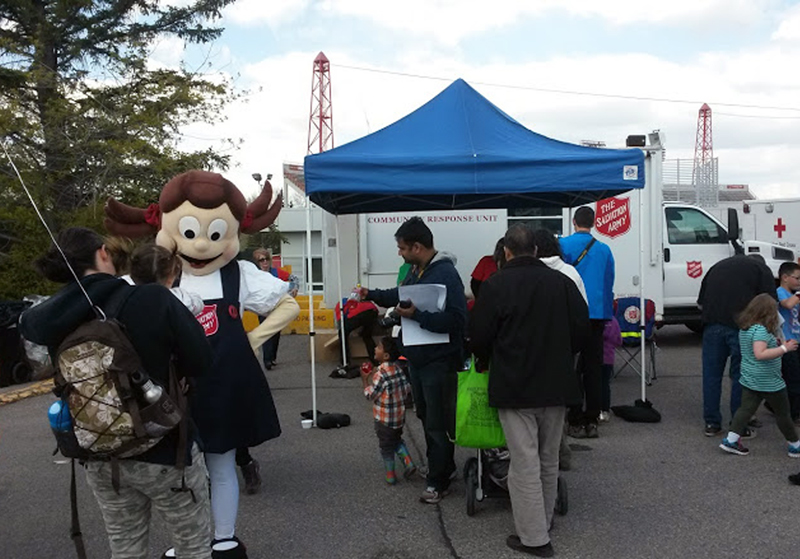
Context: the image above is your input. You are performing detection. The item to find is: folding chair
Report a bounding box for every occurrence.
[613,297,657,385]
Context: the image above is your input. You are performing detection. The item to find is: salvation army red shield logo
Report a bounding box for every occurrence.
[595,197,631,239]
[623,305,640,325]
[687,261,703,279]
[197,304,219,337]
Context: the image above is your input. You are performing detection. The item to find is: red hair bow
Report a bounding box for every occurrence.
[240,210,254,231]
[144,203,161,228]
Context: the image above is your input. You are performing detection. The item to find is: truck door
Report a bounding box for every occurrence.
[663,206,732,307]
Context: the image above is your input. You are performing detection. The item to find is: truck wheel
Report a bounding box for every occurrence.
[685,321,703,334]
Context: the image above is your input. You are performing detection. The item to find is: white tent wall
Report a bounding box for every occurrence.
[322,212,359,308]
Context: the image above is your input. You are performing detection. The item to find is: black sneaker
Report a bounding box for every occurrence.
[212,537,248,559]
[704,424,722,437]
[719,438,749,456]
[506,535,554,557]
[584,423,599,439]
[567,424,587,439]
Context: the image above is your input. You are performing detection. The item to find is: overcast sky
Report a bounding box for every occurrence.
[159,0,800,201]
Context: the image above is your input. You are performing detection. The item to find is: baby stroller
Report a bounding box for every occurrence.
[463,447,568,517]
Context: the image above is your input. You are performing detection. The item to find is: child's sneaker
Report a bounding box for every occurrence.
[598,411,611,423]
[788,445,800,459]
[719,438,749,456]
[419,486,449,504]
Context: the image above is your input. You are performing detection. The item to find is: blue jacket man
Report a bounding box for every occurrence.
[560,206,615,438]
[365,217,467,504]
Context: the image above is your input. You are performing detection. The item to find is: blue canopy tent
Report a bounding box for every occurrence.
[305,78,644,215]
[300,79,651,424]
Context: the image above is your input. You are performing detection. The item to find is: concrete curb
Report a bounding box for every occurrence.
[0,379,52,406]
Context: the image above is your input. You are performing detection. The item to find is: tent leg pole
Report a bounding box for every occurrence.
[306,196,317,426]
[335,216,348,367]
[639,183,647,401]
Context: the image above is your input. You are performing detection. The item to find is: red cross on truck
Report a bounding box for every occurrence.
[775,217,787,239]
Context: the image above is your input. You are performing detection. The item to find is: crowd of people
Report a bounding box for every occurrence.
[22,181,800,558]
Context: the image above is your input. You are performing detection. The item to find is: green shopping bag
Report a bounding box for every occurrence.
[455,358,506,449]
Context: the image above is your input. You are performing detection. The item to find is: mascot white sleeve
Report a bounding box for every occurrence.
[104,170,299,558]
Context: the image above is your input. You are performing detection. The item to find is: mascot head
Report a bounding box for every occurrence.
[104,170,281,276]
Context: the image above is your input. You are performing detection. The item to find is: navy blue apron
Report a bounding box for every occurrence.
[189,261,281,453]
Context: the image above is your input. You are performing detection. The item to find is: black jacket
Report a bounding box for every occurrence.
[368,251,467,366]
[20,274,212,465]
[698,255,777,328]
[470,256,589,409]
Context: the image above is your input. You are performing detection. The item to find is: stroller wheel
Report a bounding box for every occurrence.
[555,476,568,516]
[464,457,478,517]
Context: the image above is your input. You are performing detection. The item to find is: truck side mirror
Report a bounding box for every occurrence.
[727,208,740,242]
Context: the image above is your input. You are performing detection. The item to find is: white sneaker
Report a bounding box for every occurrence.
[598,411,611,423]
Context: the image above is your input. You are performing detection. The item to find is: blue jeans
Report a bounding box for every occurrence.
[702,323,742,427]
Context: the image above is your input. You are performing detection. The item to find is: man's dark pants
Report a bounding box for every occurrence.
[568,319,604,427]
[781,351,800,420]
[342,309,378,365]
[262,332,281,366]
[408,357,457,491]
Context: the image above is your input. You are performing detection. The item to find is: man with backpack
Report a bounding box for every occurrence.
[20,227,214,559]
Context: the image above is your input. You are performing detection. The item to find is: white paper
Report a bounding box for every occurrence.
[398,284,449,346]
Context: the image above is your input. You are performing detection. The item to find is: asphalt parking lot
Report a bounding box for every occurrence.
[1,325,798,559]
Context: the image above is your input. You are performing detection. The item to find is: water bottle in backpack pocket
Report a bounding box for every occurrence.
[47,399,87,459]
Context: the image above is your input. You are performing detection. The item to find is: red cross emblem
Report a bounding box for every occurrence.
[775,218,787,239]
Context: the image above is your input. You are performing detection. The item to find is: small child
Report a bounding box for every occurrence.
[719,293,800,457]
[600,317,623,422]
[361,336,416,485]
[129,244,203,315]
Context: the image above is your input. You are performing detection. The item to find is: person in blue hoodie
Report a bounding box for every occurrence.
[560,206,615,439]
[363,217,467,504]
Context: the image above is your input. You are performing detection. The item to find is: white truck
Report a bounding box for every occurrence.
[741,198,800,253]
[335,135,793,330]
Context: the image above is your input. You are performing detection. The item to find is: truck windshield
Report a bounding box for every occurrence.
[665,207,727,245]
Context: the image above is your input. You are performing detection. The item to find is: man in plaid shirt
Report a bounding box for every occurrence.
[362,336,417,484]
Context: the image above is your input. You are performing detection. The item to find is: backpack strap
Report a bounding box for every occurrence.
[573,237,597,267]
[70,459,88,559]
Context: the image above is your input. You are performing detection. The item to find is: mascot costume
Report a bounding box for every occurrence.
[105,170,300,559]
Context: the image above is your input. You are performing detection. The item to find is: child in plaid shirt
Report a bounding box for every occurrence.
[362,336,417,484]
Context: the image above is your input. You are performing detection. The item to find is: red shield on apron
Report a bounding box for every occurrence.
[197,304,219,336]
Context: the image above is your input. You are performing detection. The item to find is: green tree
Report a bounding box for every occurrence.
[0,0,239,298]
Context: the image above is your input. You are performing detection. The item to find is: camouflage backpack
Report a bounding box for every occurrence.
[50,291,187,559]
[52,292,182,462]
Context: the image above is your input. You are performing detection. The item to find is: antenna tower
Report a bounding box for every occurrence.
[692,103,718,206]
[307,52,334,155]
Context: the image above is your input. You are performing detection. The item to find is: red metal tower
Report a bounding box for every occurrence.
[692,103,718,206]
[693,103,713,172]
[307,52,334,155]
